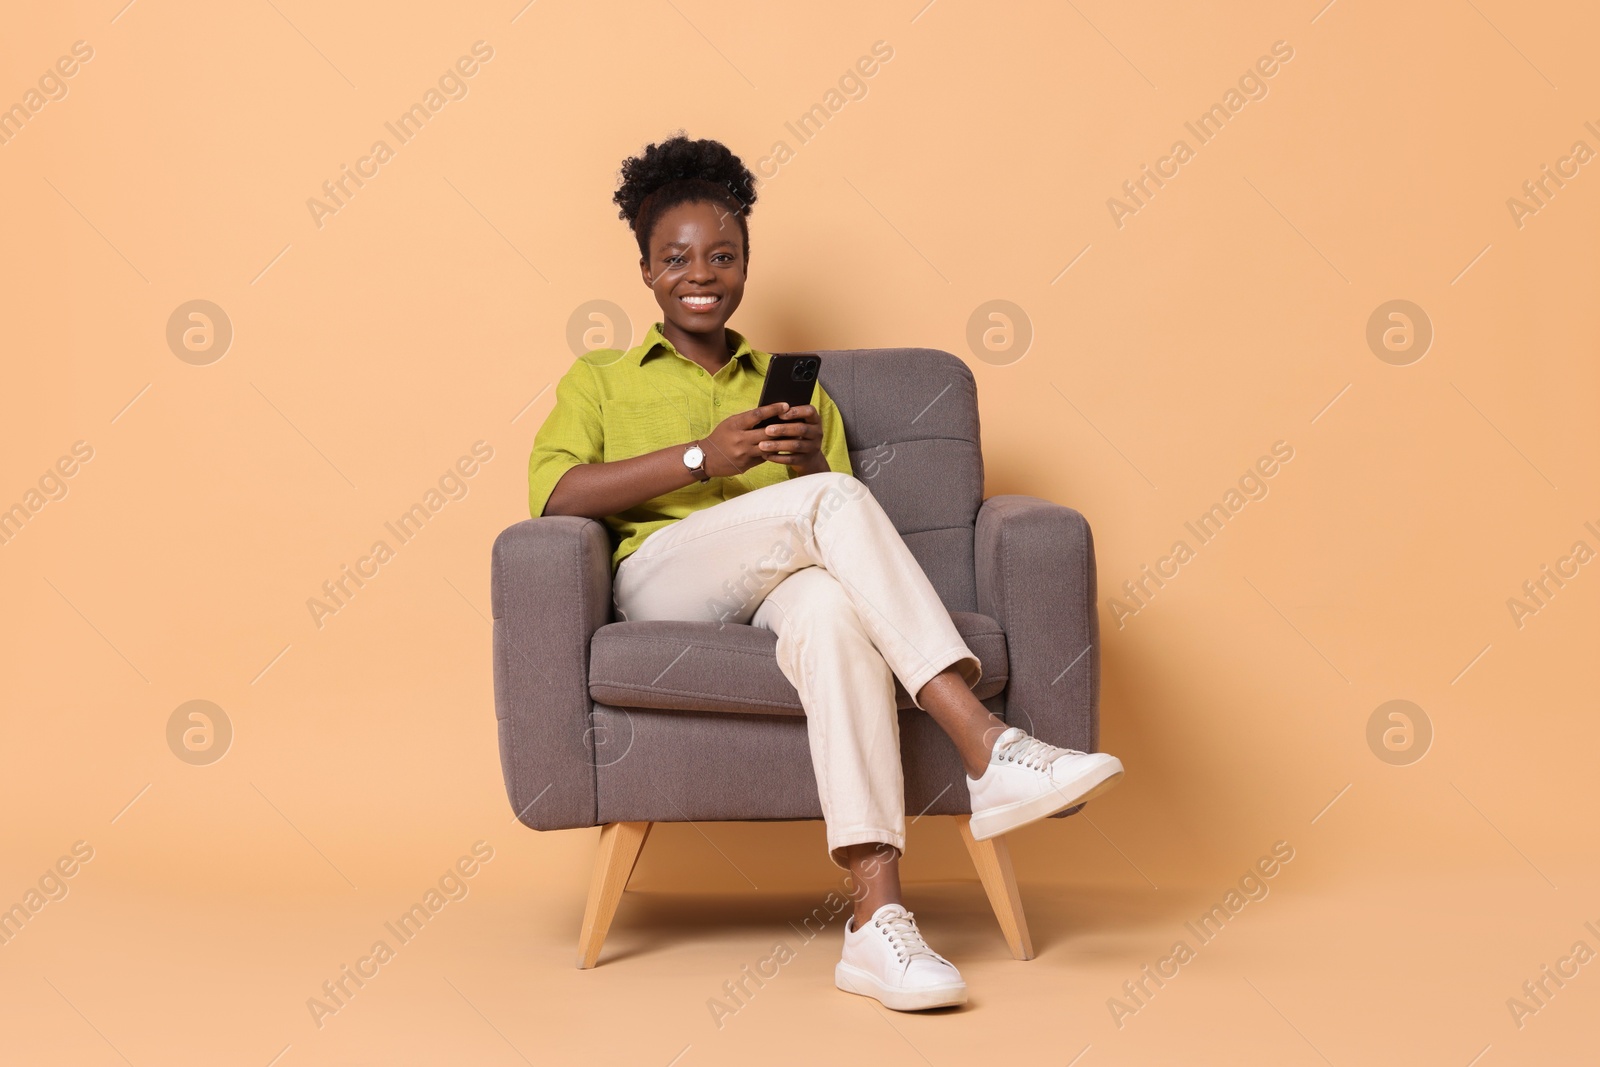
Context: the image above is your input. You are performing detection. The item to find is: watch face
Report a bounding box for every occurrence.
[684,445,704,467]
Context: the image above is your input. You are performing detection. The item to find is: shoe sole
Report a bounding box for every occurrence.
[835,962,968,1011]
[968,756,1124,841]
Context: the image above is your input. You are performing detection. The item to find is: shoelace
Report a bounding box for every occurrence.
[875,910,948,966]
[994,732,1084,772]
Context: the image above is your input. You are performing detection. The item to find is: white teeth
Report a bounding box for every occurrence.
[682,295,718,305]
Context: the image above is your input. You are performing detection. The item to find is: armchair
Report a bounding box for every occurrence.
[491,347,1100,967]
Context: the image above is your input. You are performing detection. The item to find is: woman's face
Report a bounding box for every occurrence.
[640,199,747,336]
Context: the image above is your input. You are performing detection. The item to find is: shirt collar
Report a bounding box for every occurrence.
[634,321,761,369]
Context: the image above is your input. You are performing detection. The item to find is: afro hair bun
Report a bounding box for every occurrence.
[614,133,758,226]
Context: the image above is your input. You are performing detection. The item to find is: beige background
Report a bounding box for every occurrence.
[2,0,1596,1063]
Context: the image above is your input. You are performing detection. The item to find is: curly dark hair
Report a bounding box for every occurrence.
[613,133,758,261]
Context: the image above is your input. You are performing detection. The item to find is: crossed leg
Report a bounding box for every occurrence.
[753,565,1008,925]
[613,472,1011,924]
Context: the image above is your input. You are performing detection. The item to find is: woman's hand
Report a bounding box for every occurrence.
[701,403,829,478]
[756,403,829,475]
[701,402,798,477]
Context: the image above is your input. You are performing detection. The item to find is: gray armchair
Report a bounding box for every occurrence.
[491,347,1101,967]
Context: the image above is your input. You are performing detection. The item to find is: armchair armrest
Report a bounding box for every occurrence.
[491,516,614,831]
[974,495,1099,757]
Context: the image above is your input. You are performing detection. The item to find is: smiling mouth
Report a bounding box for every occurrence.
[679,293,722,312]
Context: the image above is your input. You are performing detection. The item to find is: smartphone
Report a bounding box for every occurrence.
[753,353,823,429]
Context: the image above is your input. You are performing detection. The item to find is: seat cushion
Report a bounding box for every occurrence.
[588,613,1008,716]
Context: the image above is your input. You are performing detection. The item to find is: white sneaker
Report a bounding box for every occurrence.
[967,727,1124,841]
[835,903,967,1011]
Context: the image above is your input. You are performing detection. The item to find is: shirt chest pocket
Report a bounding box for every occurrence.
[603,396,713,462]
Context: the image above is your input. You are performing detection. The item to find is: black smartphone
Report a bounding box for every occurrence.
[753,353,823,429]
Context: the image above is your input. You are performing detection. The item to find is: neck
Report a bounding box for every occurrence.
[662,321,734,371]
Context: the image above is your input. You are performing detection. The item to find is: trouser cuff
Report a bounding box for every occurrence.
[903,648,983,711]
[826,830,905,871]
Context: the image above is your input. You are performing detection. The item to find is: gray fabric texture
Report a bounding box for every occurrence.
[974,495,1100,822]
[593,692,1009,825]
[820,349,984,614]
[491,516,612,831]
[490,347,1102,833]
[588,612,1008,716]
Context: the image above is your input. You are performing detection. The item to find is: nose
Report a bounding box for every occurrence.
[685,255,715,284]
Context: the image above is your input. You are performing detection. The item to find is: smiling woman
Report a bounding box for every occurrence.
[520,132,1123,1014]
[612,134,760,369]
[531,133,844,527]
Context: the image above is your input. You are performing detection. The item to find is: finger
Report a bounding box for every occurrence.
[761,432,816,448]
[765,420,818,437]
[747,402,791,425]
[758,436,817,453]
[774,404,817,422]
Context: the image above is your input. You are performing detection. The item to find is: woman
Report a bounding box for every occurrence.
[528,134,1124,1011]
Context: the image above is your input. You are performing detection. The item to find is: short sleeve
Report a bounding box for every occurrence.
[527,360,604,517]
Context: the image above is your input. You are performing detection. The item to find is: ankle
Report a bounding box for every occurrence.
[963,722,1010,778]
[853,896,899,928]
[980,720,1010,753]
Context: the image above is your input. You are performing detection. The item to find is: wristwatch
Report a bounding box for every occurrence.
[682,441,710,482]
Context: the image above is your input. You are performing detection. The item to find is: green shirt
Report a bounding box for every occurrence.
[527,321,853,573]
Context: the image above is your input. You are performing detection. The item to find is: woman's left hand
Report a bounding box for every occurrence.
[758,404,829,475]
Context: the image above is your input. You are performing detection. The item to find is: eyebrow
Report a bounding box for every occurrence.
[660,239,738,251]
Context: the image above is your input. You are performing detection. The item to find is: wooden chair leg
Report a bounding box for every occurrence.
[956,815,1035,961]
[576,821,652,969]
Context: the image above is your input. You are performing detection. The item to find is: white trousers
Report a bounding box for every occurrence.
[611,472,982,868]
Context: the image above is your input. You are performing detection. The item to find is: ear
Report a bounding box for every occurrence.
[639,255,653,288]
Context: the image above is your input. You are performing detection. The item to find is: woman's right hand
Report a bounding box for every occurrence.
[700,402,795,477]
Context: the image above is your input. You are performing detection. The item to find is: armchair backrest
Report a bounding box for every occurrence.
[814,348,983,614]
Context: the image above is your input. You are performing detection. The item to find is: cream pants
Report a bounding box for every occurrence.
[611,471,981,869]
